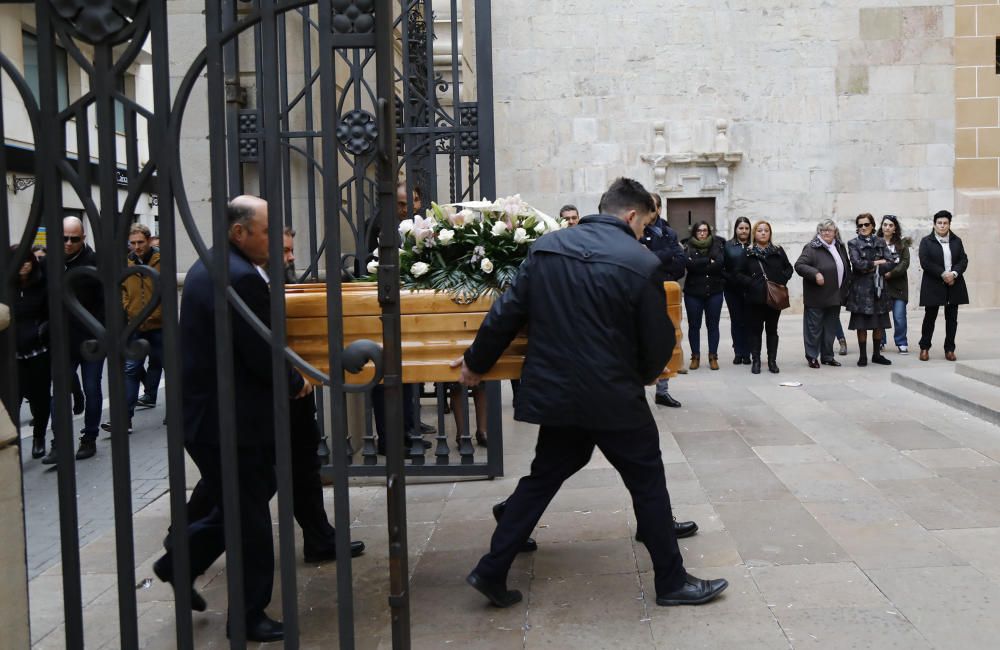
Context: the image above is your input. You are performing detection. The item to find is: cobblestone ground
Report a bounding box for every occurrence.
[22,309,1000,649]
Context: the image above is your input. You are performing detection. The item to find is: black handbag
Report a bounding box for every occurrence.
[758,259,790,311]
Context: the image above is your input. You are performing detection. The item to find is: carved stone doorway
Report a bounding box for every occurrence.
[666,197,716,239]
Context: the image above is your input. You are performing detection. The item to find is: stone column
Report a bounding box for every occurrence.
[0,303,31,649]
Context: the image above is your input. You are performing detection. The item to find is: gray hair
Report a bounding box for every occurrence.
[815,219,837,236]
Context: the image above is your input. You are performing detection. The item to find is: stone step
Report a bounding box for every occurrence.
[956,359,1000,389]
[891,367,1000,427]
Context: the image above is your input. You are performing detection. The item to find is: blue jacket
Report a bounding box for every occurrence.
[464,215,675,430]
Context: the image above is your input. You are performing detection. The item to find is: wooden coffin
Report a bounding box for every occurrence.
[285,281,683,384]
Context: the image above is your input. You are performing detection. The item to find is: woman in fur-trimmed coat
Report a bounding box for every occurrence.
[846,213,896,367]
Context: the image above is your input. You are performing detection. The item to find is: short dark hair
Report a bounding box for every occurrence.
[598,177,656,216]
[558,204,578,218]
[855,212,875,227]
[283,226,296,238]
[226,200,257,228]
[933,209,952,223]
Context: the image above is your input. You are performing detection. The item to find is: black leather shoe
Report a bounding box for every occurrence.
[41,447,58,465]
[655,393,682,408]
[635,519,699,543]
[153,556,207,612]
[821,358,841,367]
[467,571,522,608]
[767,359,780,374]
[751,357,761,374]
[230,615,284,643]
[418,421,436,434]
[492,502,538,552]
[75,438,97,460]
[807,357,820,369]
[655,573,729,606]
[303,540,366,564]
[32,438,46,459]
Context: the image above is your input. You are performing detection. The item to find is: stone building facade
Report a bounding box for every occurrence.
[489,1,988,307]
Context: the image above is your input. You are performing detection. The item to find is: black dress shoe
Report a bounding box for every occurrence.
[751,358,761,374]
[418,421,437,434]
[466,571,522,608]
[153,556,207,611]
[303,540,366,564]
[231,615,284,643]
[807,357,820,369]
[767,360,780,374]
[655,573,729,606]
[492,502,538,552]
[32,438,46,459]
[655,393,682,408]
[75,438,97,460]
[821,358,841,367]
[635,519,699,543]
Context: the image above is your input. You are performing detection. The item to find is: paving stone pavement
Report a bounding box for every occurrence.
[22,308,1000,648]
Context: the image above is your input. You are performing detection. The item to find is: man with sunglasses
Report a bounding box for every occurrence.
[53,216,105,462]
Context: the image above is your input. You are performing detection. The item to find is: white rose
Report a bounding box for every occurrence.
[438,228,455,245]
[480,257,494,274]
[491,221,508,236]
[513,227,530,244]
[410,261,430,277]
[366,260,379,274]
[534,221,547,234]
[398,219,414,236]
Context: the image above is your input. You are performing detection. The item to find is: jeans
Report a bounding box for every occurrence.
[803,305,840,361]
[655,378,670,396]
[724,288,750,357]
[125,328,164,417]
[891,300,908,348]
[684,291,724,356]
[919,304,958,352]
[56,358,104,440]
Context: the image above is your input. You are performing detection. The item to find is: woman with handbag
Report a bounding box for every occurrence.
[846,213,897,366]
[738,220,793,374]
[683,221,726,370]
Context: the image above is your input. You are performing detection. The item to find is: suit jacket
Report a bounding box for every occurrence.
[464,215,675,430]
[918,232,969,306]
[180,244,305,448]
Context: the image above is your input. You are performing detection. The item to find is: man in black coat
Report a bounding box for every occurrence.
[458,178,727,609]
[641,192,685,408]
[60,216,105,462]
[918,210,969,360]
[153,196,311,643]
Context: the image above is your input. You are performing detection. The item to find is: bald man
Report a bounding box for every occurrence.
[47,216,105,463]
[153,196,310,643]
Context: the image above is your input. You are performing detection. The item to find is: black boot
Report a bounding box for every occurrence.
[750,353,761,374]
[766,334,779,373]
[857,341,868,367]
[32,437,46,459]
[767,358,780,374]
[871,343,892,365]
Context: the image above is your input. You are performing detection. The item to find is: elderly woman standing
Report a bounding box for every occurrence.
[918,210,969,361]
[723,217,752,365]
[795,220,850,368]
[846,213,897,366]
[738,220,793,374]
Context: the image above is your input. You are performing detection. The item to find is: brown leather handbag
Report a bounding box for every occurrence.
[758,259,790,311]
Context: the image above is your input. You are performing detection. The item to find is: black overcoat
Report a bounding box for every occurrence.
[846,236,895,315]
[918,233,969,306]
[794,238,851,309]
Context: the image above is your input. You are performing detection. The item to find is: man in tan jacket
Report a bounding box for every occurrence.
[102,223,162,435]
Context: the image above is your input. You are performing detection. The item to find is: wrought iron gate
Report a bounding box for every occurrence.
[0,1,497,648]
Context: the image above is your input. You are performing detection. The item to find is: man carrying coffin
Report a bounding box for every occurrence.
[454,177,728,608]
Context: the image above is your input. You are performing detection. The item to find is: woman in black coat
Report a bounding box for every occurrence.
[682,221,726,370]
[918,210,969,361]
[738,220,793,374]
[11,246,51,458]
[846,213,896,367]
[723,217,752,365]
[794,219,850,368]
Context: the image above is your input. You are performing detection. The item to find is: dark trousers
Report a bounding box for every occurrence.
[475,420,686,596]
[919,304,959,352]
[684,291,724,356]
[803,305,840,361]
[724,287,750,356]
[18,353,51,442]
[58,358,103,439]
[185,395,335,554]
[372,383,418,438]
[748,303,781,359]
[165,442,277,619]
[125,328,163,416]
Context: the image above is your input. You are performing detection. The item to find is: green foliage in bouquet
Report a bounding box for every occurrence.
[363,195,565,303]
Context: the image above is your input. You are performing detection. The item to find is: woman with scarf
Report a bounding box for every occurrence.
[795,220,851,368]
[738,220,793,374]
[682,221,726,370]
[877,215,911,354]
[918,210,969,361]
[846,213,897,366]
[723,217,752,364]
[11,246,51,458]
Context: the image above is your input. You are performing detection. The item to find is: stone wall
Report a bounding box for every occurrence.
[489,1,957,308]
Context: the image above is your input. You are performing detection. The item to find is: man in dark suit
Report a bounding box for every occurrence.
[153,196,311,643]
[457,178,727,609]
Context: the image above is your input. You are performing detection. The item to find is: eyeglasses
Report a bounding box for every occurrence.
[63,236,82,243]
[695,228,709,233]
[859,223,874,229]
